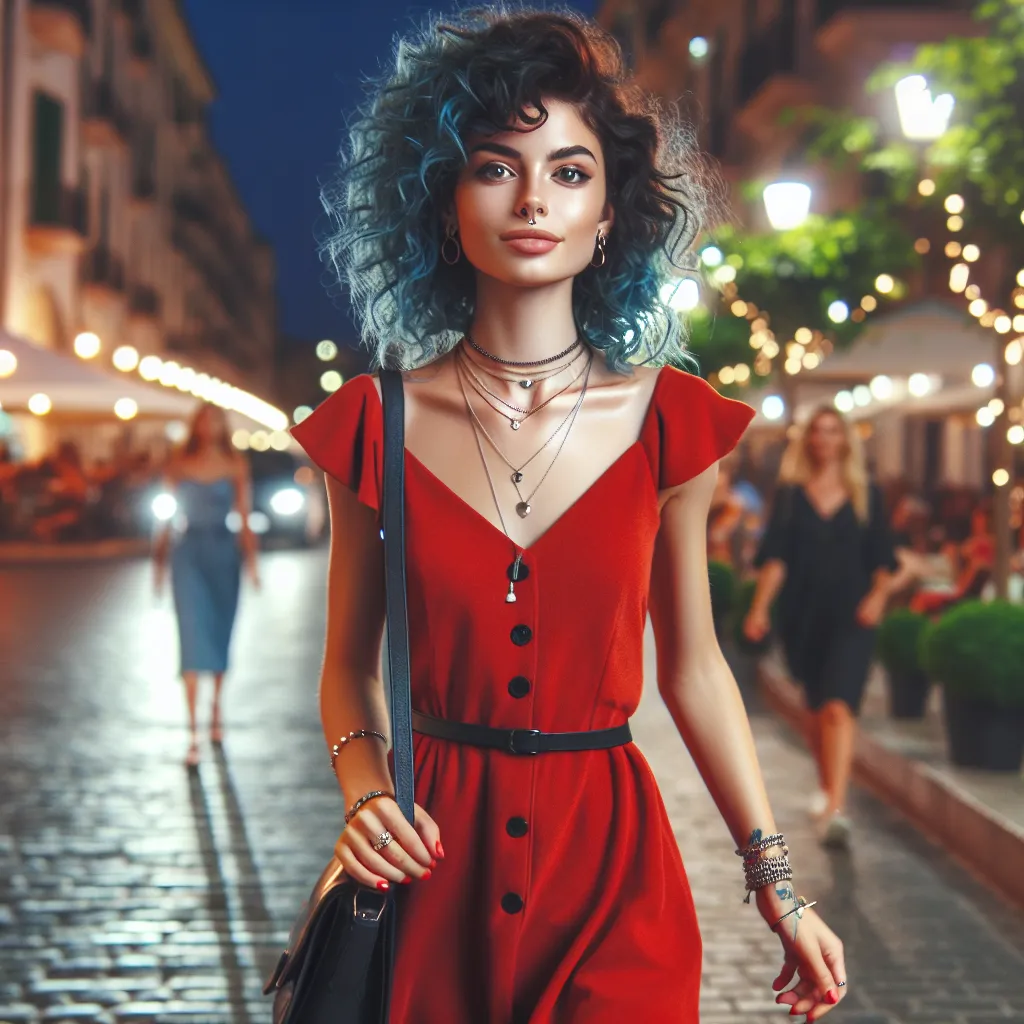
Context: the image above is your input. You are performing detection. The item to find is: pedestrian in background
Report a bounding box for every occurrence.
[154,405,259,768]
[744,406,897,848]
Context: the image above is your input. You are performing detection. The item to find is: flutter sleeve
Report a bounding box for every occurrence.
[650,365,756,490]
[864,484,899,574]
[289,373,383,515]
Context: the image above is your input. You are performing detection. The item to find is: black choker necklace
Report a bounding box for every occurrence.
[464,332,581,369]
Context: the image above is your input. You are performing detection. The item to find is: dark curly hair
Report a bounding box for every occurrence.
[320,5,710,372]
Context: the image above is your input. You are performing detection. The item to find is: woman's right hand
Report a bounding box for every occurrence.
[743,605,771,643]
[335,795,442,891]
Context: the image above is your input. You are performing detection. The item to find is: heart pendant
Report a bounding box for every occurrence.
[515,501,531,518]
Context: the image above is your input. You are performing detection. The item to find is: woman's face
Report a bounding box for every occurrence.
[451,97,614,288]
[805,411,847,467]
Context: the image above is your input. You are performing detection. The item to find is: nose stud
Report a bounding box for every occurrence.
[520,204,544,226]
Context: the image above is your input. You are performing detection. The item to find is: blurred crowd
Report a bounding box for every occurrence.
[0,440,161,543]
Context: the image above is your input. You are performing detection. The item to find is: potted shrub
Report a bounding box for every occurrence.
[708,561,736,640]
[920,601,1024,772]
[876,609,931,719]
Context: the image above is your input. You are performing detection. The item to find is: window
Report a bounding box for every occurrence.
[31,92,64,224]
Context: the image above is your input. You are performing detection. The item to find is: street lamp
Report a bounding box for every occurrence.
[894,75,954,142]
[762,182,812,231]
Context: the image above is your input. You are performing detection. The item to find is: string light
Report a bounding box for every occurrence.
[795,327,813,345]
[993,468,1010,487]
[962,244,980,262]
[945,241,962,258]
[734,363,751,383]
[977,407,995,427]
[1006,339,1023,365]
[1015,316,1024,333]
[949,263,970,293]
[718,366,736,385]
[944,194,965,214]
[1008,424,1024,445]
[860,295,878,312]
[989,398,1005,416]
[994,315,1012,334]
[965,284,981,300]
[914,238,931,254]
[918,179,936,196]
[969,298,988,317]
[731,300,748,317]
[947,215,964,232]
[875,274,895,294]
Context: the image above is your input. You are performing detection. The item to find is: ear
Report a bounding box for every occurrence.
[598,199,615,239]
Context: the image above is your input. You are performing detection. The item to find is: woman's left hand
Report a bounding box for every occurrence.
[855,588,887,627]
[768,907,847,1021]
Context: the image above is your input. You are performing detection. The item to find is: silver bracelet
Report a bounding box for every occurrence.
[344,789,392,825]
[770,897,817,931]
[329,729,388,772]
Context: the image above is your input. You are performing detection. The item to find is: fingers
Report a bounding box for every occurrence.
[414,802,444,861]
[772,953,797,992]
[376,802,435,870]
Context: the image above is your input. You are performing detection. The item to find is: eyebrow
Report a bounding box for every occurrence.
[468,142,598,163]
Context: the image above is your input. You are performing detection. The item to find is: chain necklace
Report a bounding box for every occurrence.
[460,357,592,602]
[458,350,593,519]
[460,340,584,391]
[456,344,588,429]
[457,350,591,500]
[464,331,581,369]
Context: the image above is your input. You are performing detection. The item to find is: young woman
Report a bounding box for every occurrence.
[293,10,846,1021]
[154,404,259,767]
[744,407,897,847]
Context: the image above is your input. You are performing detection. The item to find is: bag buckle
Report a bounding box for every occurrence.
[507,728,542,755]
[353,888,388,922]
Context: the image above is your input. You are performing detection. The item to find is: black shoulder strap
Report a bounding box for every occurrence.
[379,369,415,826]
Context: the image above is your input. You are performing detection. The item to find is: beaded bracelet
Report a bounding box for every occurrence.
[344,789,392,825]
[329,729,388,773]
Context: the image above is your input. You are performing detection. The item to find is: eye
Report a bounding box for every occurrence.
[556,166,591,184]
[477,163,515,181]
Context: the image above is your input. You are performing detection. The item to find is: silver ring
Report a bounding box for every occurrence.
[837,981,846,988]
[371,831,393,852]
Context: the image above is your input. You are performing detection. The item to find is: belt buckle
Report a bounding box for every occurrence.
[507,728,541,755]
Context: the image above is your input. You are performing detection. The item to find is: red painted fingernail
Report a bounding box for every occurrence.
[827,990,839,1004]
[376,880,390,891]
[400,877,412,885]
[788,1007,800,1017]
[429,858,437,869]
[422,869,432,880]
[435,840,445,858]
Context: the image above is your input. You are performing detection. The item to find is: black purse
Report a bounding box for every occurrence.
[263,369,415,1024]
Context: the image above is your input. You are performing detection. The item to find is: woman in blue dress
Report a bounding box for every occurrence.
[154,405,259,767]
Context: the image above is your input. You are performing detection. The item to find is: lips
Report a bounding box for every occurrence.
[500,229,562,256]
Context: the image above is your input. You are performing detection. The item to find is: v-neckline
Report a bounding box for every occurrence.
[383,365,667,554]
[800,487,850,523]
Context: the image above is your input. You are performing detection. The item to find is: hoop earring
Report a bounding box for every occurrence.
[441,224,461,265]
[590,232,607,268]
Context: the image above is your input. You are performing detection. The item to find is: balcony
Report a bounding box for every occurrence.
[81,246,126,304]
[816,0,977,62]
[128,283,161,323]
[26,183,88,257]
[28,0,90,58]
[734,15,815,142]
[82,79,131,149]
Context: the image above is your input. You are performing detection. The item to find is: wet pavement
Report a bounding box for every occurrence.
[1,551,1023,1024]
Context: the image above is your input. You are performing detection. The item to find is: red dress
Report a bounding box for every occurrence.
[291,364,754,1023]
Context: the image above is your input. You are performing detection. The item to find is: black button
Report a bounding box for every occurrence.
[508,676,530,698]
[506,560,530,582]
[510,624,533,646]
[506,817,528,838]
[501,892,524,914]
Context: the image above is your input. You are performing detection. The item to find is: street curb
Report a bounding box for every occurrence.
[0,538,150,565]
[757,657,1024,911]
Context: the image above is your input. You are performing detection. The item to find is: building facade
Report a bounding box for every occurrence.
[0,0,277,457]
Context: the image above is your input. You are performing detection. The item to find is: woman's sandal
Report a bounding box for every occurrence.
[210,721,224,745]
[185,741,201,768]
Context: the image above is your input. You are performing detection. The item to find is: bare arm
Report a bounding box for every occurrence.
[649,463,845,1019]
[318,476,437,888]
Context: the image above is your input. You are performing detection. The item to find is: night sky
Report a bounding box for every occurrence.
[181,1,598,353]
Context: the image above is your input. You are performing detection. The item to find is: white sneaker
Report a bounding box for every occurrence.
[807,788,829,819]
[819,812,852,849]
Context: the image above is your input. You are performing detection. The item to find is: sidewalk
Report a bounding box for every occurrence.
[757,651,1024,909]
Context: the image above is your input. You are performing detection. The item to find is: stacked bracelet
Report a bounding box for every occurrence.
[329,729,388,773]
[736,831,793,903]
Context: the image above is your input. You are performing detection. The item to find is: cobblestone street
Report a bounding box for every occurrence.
[1,551,1023,1024]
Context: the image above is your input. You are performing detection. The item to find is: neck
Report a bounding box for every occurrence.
[468,276,580,363]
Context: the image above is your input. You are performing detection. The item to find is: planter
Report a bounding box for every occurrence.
[887,669,931,720]
[942,688,988,768]
[942,688,1024,772]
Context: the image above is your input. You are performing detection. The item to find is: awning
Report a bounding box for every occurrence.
[0,329,197,418]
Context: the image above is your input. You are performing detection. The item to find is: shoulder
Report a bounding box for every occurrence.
[642,365,756,492]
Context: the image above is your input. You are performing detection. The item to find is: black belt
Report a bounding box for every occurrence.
[411,711,632,756]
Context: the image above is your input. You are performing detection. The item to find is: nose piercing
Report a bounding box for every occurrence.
[520,203,544,226]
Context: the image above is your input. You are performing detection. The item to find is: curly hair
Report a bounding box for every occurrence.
[320,5,712,373]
